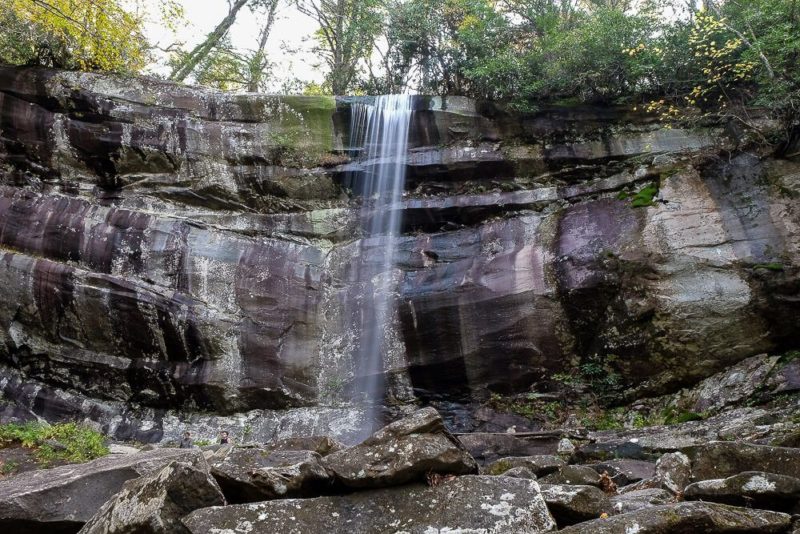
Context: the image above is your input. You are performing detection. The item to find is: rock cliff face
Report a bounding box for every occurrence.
[0,65,798,442]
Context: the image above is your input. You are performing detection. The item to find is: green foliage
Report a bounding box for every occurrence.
[297,0,385,94]
[371,0,798,139]
[618,183,659,208]
[778,350,800,364]
[661,407,705,425]
[0,422,109,466]
[0,0,171,73]
[592,407,626,430]
[485,459,512,475]
[753,262,785,272]
[0,460,18,476]
[488,392,564,423]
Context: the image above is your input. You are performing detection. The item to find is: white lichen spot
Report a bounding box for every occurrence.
[742,475,776,493]
[480,501,512,517]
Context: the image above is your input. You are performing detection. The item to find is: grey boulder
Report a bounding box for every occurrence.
[610,488,675,514]
[262,436,344,456]
[0,448,204,533]
[502,466,539,479]
[654,452,692,494]
[485,455,565,477]
[684,471,800,513]
[78,460,225,534]
[183,475,557,534]
[325,407,477,489]
[558,502,791,533]
[541,465,602,487]
[683,441,800,480]
[208,446,333,503]
[540,483,611,527]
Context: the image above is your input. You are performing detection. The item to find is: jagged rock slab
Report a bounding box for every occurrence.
[78,460,225,533]
[683,441,800,481]
[558,502,791,533]
[458,433,562,464]
[262,436,344,456]
[0,448,204,533]
[182,475,557,534]
[540,483,610,527]
[484,455,565,477]
[685,471,800,513]
[502,466,539,479]
[541,465,602,487]
[325,408,477,489]
[208,447,333,503]
[654,452,691,494]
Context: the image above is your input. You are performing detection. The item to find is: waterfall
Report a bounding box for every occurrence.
[348,95,413,440]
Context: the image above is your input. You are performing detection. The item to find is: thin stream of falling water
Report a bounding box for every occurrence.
[348,95,413,440]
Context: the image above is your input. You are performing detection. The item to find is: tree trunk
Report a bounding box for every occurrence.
[246,0,279,92]
[169,0,250,83]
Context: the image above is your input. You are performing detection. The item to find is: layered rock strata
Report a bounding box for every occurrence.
[0,65,798,439]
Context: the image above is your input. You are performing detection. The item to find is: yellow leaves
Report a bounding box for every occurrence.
[8,0,148,73]
[458,14,481,32]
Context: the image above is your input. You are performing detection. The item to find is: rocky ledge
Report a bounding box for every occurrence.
[1,408,800,533]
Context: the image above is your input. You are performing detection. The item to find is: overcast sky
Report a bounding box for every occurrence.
[141,0,325,91]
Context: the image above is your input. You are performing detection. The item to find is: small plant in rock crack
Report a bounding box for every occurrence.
[618,183,660,207]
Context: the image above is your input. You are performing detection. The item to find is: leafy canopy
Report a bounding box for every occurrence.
[0,0,153,73]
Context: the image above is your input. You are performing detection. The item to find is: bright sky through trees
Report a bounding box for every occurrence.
[142,0,324,89]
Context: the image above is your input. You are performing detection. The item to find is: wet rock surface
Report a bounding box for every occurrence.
[78,460,225,534]
[183,475,557,534]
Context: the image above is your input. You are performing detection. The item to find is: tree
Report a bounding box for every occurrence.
[0,0,151,72]
[187,0,280,91]
[295,0,384,94]
[169,0,251,82]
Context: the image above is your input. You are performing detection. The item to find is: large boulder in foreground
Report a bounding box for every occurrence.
[208,446,334,503]
[0,448,204,533]
[684,471,800,513]
[78,460,225,534]
[325,407,477,488]
[683,442,800,480]
[558,502,791,533]
[183,475,557,533]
